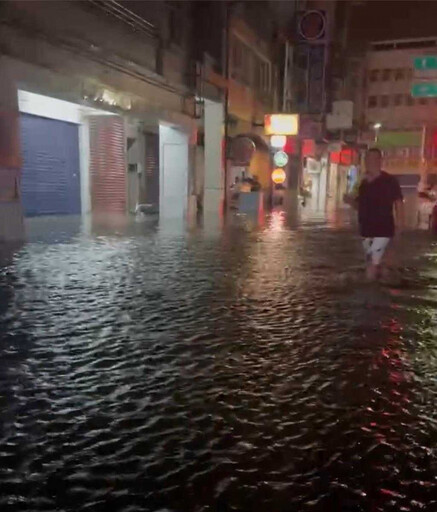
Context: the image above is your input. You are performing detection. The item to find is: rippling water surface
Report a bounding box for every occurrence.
[0,210,436,512]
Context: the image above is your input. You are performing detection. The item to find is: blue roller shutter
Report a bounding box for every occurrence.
[20,114,81,216]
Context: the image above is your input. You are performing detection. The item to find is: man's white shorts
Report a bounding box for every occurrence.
[362,237,391,265]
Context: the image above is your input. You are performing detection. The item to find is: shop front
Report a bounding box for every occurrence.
[328,146,359,206]
[228,134,270,212]
[0,42,196,242]
[15,85,191,222]
[18,90,120,217]
[303,155,328,210]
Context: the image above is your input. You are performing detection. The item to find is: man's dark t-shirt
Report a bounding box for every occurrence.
[358,171,403,237]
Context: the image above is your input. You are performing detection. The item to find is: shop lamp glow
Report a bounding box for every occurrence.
[271,168,286,184]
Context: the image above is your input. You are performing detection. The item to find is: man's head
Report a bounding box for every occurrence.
[365,148,383,177]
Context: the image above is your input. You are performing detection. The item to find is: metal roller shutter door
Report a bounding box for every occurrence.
[89,116,126,213]
[20,114,80,216]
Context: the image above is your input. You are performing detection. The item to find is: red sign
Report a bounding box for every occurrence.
[284,137,297,154]
[302,139,316,157]
[331,148,357,165]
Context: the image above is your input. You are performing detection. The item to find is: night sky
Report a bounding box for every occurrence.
[348,0,437,45]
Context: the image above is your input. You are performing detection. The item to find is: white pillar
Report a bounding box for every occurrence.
[79,118,91,215]
[204,100,224,213]
[0,59,24,242]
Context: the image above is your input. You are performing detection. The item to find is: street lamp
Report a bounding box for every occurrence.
[373,122,382,143]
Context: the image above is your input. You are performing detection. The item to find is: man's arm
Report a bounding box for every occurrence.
[344,180,361,209]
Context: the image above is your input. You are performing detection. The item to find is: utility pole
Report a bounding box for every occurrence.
[282,41,290,112]
[223,0,234,212]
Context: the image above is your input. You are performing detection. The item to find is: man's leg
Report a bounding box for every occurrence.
[370,237,391,280]
[362,238,391,281]
[362,238,377,281]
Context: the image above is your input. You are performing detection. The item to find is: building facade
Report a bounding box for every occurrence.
[0,0,298,241]
[0,0,204,241]
[358,37,437,187]
[193,0,291,210]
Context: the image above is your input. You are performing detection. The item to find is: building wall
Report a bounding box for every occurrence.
[0,1,194,121]
[0,62,24,241]
[364,42,437,130]
[0,0,199,237]
[228,15,277,134]
[356,40,437,180]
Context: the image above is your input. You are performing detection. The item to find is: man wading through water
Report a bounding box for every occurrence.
[350,148,405,281]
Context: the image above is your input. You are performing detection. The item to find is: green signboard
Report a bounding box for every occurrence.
[376,131,422,148]
[411,82,437,97]
[414,56,437,70]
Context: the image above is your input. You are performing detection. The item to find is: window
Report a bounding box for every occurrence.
[255,58,270,94]
[168,5,184,46]
[382,69,391,81]
[368,96,377,108]
[231,36,245,78]
[394,93,403,106]
[406,94,414,106]
[395,68,405,81]
[232,35,270,92]
[369,69,380,82]
[232,37,242,69]
[380,95,389,107]
[241,44,253,86]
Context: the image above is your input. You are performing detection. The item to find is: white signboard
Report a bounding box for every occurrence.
[326,100,353,130]
[306,157,321,173]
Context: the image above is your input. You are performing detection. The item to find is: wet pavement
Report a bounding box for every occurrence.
[0,207,436,512]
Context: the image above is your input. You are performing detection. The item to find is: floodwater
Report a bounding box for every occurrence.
[0,207,436,512]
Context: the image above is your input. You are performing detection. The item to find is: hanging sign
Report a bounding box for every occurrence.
[265,114,299,136]
[273,151,289,168]
[272,168,286,184]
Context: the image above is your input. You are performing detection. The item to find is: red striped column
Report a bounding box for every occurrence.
[0,61,24,241]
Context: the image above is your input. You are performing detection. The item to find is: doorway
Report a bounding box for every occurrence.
[159,125,189,219]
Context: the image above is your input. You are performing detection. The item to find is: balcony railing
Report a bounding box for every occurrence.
[87,0,157,39]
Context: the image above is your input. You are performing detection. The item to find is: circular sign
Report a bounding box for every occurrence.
[270,135,287,149]
[230,136,256,165]
[272,168,286,184]
[273,151,289,168]
[299,10,326,41]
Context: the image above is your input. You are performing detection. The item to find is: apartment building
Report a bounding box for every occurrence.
[363,38,437,130]
[359,37,437,185]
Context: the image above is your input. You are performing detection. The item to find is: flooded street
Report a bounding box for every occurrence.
[1,209,437,511]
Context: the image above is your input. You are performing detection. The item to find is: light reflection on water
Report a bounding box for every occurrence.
[0,209,436,511]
